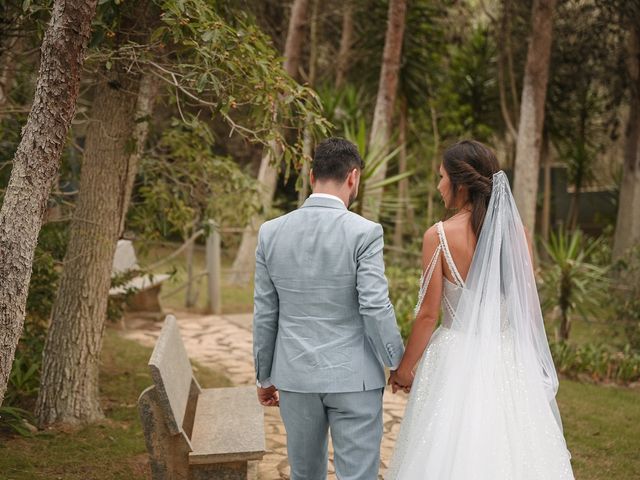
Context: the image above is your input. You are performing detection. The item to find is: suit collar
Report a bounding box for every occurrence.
[301,195,348,210]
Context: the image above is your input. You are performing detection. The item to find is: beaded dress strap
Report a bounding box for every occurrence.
[436,221,465,288]
[414,241,442,317]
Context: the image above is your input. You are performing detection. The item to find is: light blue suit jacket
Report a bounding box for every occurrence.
[253,195,405,393]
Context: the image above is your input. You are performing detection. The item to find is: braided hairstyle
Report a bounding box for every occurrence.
[442,140,499,238]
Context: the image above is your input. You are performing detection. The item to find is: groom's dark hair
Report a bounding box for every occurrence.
[312,137,364,183]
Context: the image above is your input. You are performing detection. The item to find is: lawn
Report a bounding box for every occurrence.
[0,330,230,480]
[559,379,640,479]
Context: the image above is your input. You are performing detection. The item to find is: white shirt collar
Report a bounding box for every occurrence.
[309,193,347,207]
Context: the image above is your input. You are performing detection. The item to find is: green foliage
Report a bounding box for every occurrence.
[387,264,422,341]
[147,0,328,168]
[128,116,261,243]
[546,0,626,200]
[551,341,640,384]
[437,25,501,141]
[539,228,610,340]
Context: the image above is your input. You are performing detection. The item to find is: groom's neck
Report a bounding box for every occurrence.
[312,182,349,207]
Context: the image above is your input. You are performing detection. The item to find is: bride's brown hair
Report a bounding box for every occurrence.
[442,140,500,238]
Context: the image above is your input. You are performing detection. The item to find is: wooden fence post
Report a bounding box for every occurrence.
[206,220,222,315]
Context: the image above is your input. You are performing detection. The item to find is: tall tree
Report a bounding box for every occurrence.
[335,1,354,88]
[0,0,98,407]
[365,0,407,221]
[229,0,309,284]
[513,0,556,233]
[36,2,155,425]
[613,21,640,258]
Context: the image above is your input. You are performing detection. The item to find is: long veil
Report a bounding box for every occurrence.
[396,170,569,478]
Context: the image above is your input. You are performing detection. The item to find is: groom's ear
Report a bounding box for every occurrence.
[348,168,359,187]
[309,169,315,187]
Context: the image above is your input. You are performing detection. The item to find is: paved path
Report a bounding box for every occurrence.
[123,312,409,480]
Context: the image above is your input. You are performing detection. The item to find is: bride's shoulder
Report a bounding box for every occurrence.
[422,223,441,250]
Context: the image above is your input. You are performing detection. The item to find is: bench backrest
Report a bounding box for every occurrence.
[112,239,140,275]
[148,315,196,435]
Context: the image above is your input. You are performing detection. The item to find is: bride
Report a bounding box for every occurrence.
[386,140,574,479]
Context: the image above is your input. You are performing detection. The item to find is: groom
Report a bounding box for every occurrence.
[253,137,406,480]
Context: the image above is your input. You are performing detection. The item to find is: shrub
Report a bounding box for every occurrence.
[551,341,640,384]
[539,228,610,341]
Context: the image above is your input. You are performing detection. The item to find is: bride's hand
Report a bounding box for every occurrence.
[389,368,414,393]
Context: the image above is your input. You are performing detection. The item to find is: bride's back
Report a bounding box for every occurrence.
[440,215,477,285]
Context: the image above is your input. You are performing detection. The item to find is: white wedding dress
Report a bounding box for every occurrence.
[385,172,574,480]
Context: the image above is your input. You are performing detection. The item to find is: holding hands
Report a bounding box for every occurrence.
[389,367,414,394]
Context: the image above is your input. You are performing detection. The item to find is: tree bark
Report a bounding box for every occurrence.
[0,0,97,407]
[393,98,408,250]
[613,23,640,259]
[513,0,556,233]
[36,62,143,425]
[427,101,439,225]
[282,0,309,82]
[335,1,354,89]
[541,132,552,242]
[298,0,319,207]
[118,72,159,238]
[366,0,407,221]
[229,0,309,284]
[497,1,518,142]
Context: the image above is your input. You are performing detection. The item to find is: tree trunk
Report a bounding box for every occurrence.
[118,72,159,238]
[541,132,552,242]
[298,0,319,207]
[427,100,440,225]
[335,1,354,88]
[229,0,309,284]
[366,0,407,221]
[36,62,143,425]
[513,0,556,233]
[0,0,97,407]
[497,0,518,142]
[613,24,640,259]
[228,150,279,284]
[393,98,408,250]
[282,0,309,82]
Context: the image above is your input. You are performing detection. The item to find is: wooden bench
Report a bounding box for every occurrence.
[109,239,170,316]
[138,315,266,480]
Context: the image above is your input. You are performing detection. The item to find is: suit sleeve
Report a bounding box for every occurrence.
[356,223,405,368]
[253,226,279,385]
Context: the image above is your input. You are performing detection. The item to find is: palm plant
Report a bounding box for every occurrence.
[539,228,610,342]
[343,117,412,219]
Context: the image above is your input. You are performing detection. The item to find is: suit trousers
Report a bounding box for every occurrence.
[278,388,384,480]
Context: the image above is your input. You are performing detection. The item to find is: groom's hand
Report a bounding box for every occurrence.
[257,385,279,407]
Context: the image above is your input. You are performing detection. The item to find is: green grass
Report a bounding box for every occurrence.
[0,330,230,480]
[558,379,640,479]
[136,243,254,314]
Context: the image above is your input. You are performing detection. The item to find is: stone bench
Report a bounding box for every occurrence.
[138,315,266,480]
[109,239,170,316]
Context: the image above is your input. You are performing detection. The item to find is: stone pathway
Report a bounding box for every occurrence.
[122,312,409,480]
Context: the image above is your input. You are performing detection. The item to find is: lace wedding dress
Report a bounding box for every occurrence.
[385,172,574,480]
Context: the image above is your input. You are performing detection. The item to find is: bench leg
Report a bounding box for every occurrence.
[190,461,250,480]
[139,386,191,480]
[129,284,164,317]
